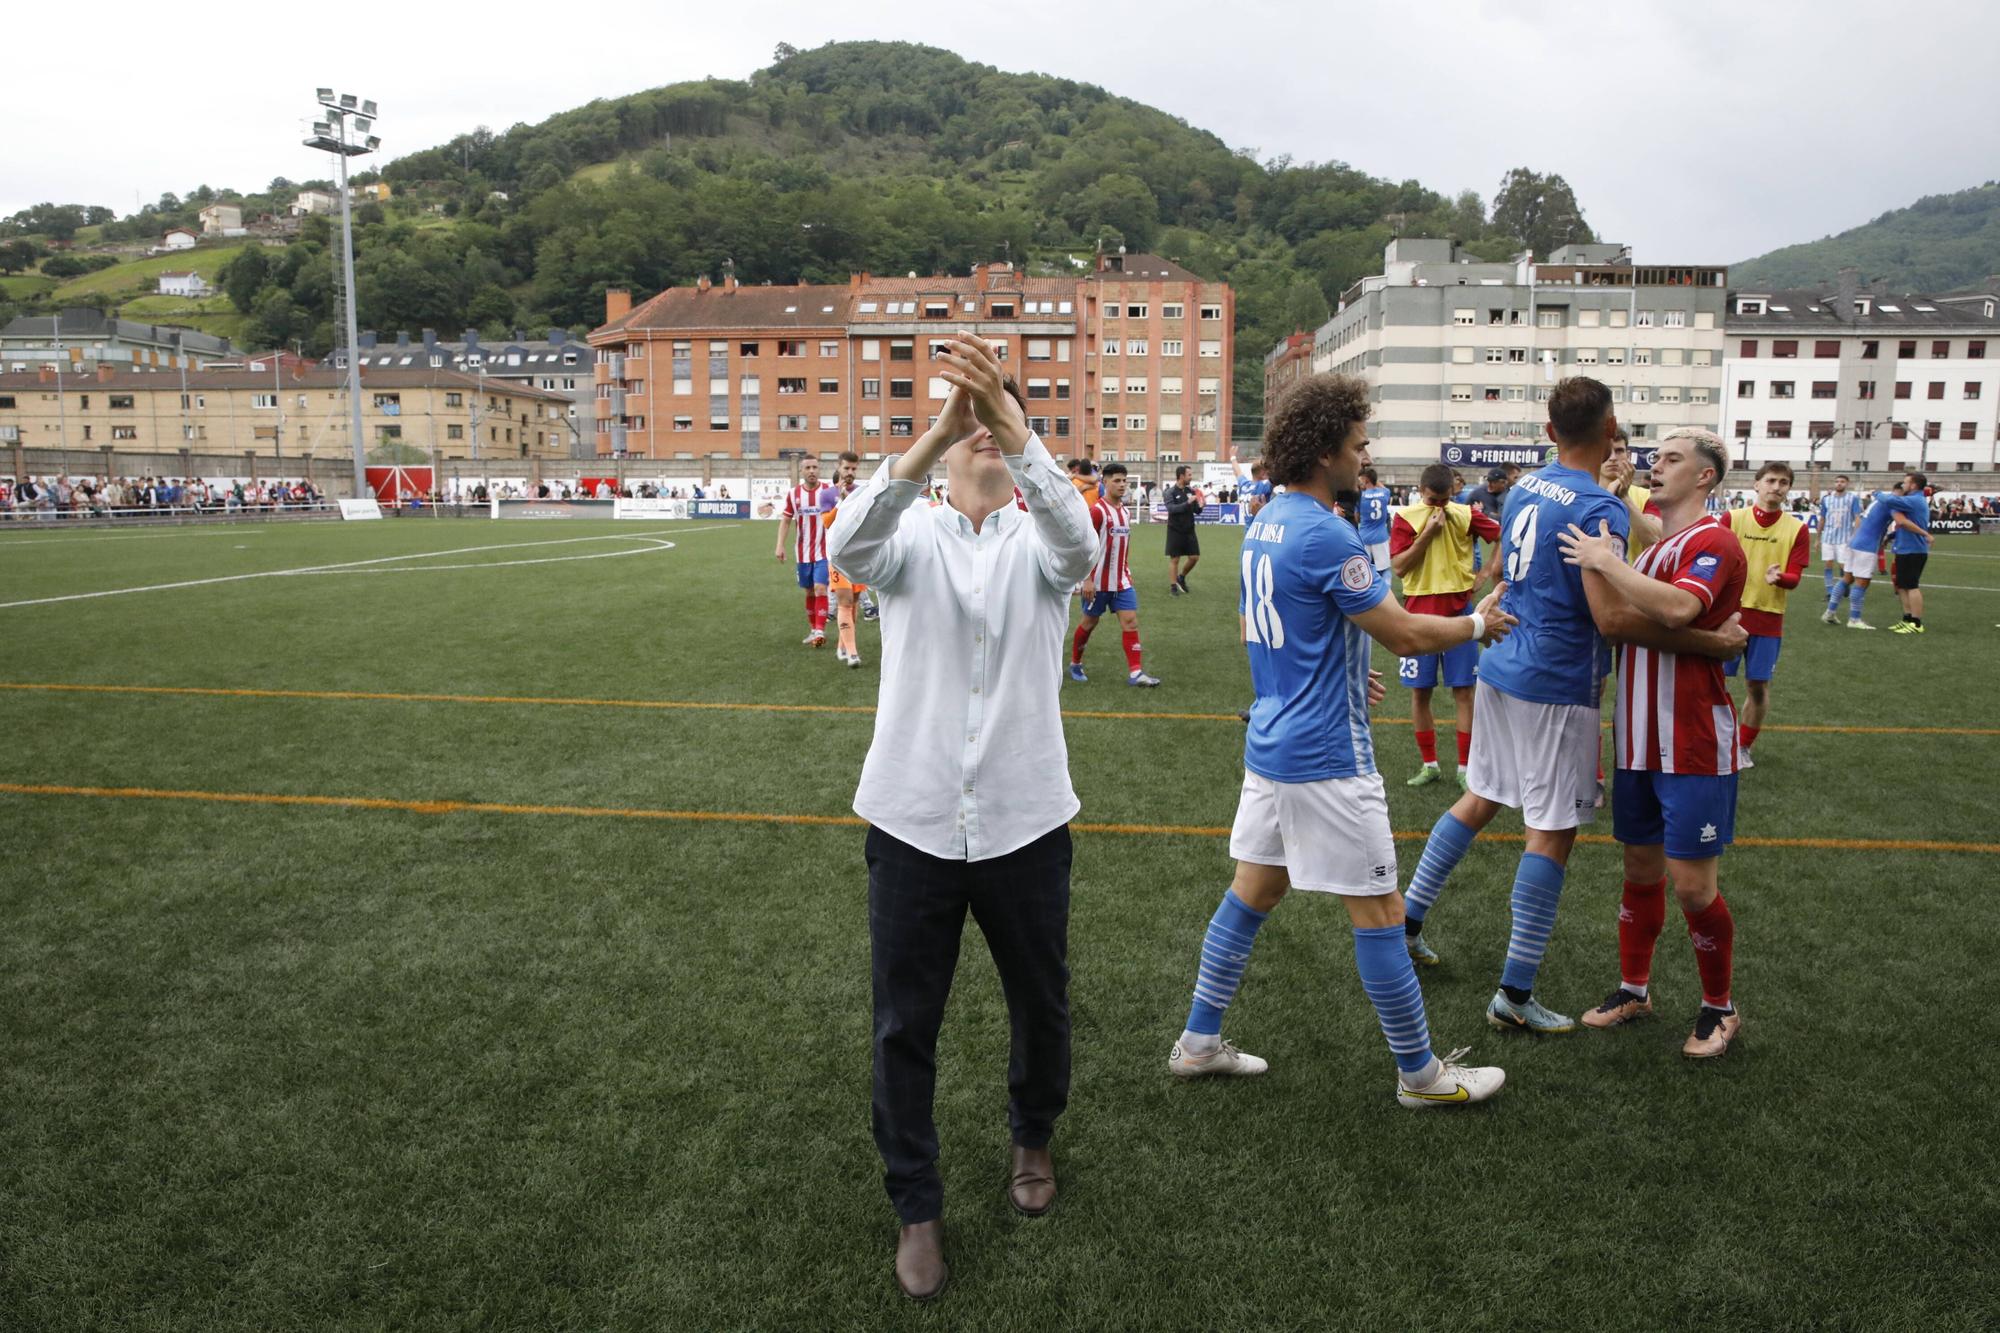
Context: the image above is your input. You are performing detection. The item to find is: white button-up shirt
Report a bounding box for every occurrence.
[829,433,1097,861]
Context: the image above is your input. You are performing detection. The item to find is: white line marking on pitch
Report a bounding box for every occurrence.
[1916,582,2000,593]
[0,527,274,548]
[0,526,733,609]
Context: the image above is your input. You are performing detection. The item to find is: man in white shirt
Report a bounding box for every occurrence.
[829,333,1096,1302]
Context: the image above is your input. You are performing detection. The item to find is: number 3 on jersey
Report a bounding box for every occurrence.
[1503,504,1538,583]
[1240,550,1286,648]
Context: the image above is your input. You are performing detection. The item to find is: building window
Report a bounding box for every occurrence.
[1635,311,1655,327]
[1450,385,1473,402]
[1054,418,1071,437]
[1664,310,1686,327]
[818,340,839,358]
[1448,422,1471,440]
[1488,308,1506,326]
[861,378,880,399]
[710,417,729,431]
[1630,387,1650,404]
[1734,420,1751,439]
[861,340,880,362]
[1693,350,1713,367]
[1608,309,1629,328]
[1961,421,1979,440]
[861,415,880,437]
[1966,382,1983,400]
[1197,340,1221,358]
[447,424,464,440]
[778,415,807,432]
[1858,381,1876,399]
[1027,339,1052,361]
[1812,381,1837,399]
[1813,340,1840,358]
[1924,421,1941,440]
[1739,340,1759,359]
[1895,381,1912,399]
[1126,415,1147,432]
[1928,381,1946,399]
[1027,378,1051,399]
[924,302,950,319]
[1161,339,1183,357]
[1772,340,1797,358]
[112,425,137,440]
[673,417,693,432]
[1200,305,1222,322]
[1485,348,1506,363]
[1633,349,1652,366]
[108,394,135,410]
[1691,388,1710,405]
[777,378,807,395]
[1578,309,1601,328]
[889,379,913,399]
[1126,340,1148,356]
[1161,303,1183,320]
[889,417,914,437]
[1508,349,1528,363]
[1484,386,1502,402]
[1767,421,1792,439]
[1453,309,1475,326]
[1451,347,1475,364]
[253,393,278,408]
[1898,340,1916,358]
[1125,378,1148,394]
[1770,381,1794,399]
[889,340,914,362]
[740,342,759,358]
[777,340,805,358]
[1536,308,1563,329]
[1854,422,1873,440]
[1969,340,1987,359]
[1737,380,1755,399]
[817,378,838,394]
[1933,340,1951,359]
[1605,348,1626,365]
[818,415,840,431]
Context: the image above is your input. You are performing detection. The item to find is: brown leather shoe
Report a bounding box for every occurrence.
[894,1220,948,1301]
[1009,1144,1057,1216]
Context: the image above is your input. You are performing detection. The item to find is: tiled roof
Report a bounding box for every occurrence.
[595,284,852,338]
[1086,253,1202,283]
[0,365,570,402]
[1729,288,2000,330]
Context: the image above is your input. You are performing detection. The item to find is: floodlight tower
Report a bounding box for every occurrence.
[305,89,381,499]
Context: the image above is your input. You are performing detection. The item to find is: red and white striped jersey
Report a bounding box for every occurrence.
[784,482,837,561]
[1614,516,1748,776]
[1089,497,1132,591]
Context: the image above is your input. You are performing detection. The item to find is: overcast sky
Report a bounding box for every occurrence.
[10,1,1995,265]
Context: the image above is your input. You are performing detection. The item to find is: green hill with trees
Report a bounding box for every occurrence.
[1731,182,2000,292]
[2,41,1600,423]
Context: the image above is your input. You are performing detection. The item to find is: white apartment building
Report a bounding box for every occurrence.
[1308,239,1729,470]
[1719,279,2000,475]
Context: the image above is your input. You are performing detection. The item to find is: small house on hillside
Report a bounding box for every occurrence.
[157,271,212,299]
[160,228,197,251]
[198,203,242,235]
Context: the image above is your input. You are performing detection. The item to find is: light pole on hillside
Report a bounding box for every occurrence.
[304,88,380,500]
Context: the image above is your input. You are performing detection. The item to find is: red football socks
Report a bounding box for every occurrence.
[1741,724,1761,752]
[1415,729,1437,765]
[1455,728,1472,768]
[1683,893,1736,1010]
[1121,629,1143,675]
[1618,878,1668,991]
[1071,621,1095,665]
[809,594,827,632]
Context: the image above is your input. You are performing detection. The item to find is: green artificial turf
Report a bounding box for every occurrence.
[1,516,1996,1331]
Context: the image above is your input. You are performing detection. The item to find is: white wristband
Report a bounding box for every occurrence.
[1467,611,1486,643]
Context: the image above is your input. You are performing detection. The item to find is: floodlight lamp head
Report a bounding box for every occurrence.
[317,87,335,104]
[365,137,381,151]
[361,100,378,117]
[353,117,372,136]
[339,93,358,110]
[312,122,332,138]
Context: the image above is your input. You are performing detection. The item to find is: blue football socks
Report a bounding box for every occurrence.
[1403,810,1476,932]
[1354,924,1436,1077]
[1499,853,1566,1000]
[1849,580,1867,621]
[1185,890,1269,1036]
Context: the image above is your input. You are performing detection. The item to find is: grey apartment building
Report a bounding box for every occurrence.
[1308,240,1729,469]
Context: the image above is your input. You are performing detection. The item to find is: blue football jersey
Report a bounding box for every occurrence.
[1849,490,1903,551]
[1477,462,1630,708]
[1356,486,1392,543]
[1239,491,1390,782]
[1890,492,1931,555]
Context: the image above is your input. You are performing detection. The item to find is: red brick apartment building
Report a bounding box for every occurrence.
[589,253,1233,462]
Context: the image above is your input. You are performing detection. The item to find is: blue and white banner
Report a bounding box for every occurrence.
[1440,443,1552,467]
[689,499,752,519]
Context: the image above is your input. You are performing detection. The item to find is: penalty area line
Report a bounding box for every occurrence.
[1,781,1996,855]
[0,526,733,610]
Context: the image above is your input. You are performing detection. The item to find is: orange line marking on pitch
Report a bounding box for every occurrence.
[2,682,1995,736]
[1,782,1994,855]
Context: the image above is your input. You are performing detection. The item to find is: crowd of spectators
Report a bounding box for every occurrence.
[0,476,326,520]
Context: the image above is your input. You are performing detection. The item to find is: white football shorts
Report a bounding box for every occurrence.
[1366,540,1391,574]
[1466,681,1601,830]
[1821,541,1851,567]
[1229,770,1398,896]
[1843,548,1879,581]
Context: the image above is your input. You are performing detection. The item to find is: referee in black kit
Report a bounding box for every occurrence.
[828,332,1097,1301]
[1164,463,1202,593]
